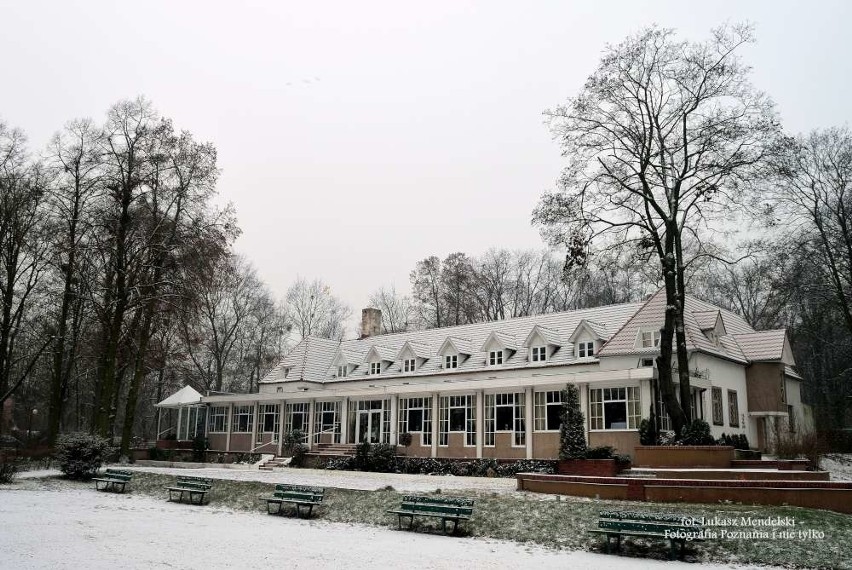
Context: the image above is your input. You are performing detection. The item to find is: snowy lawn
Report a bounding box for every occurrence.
[0,487,761,570]
[7,471,850,568]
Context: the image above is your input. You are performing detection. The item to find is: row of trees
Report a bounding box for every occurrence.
[0,99,354,455]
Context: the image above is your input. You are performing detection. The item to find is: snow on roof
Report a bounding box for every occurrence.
[521,324,563,347]
[263,301,642,384]
[155,385,203,408]
[694,310,720,330]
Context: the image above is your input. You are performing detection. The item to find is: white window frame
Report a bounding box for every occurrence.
[232,405,254,433]
[577,341,595,358]
[337,365,348,378]
[589,387,641,431]
[398,397,432,446]
[208,406,228,433]
[444,354,458,369]
[534,390,562,431]
[439,395,475,447]
[403,358,416,373]
[640,330,662,348]
[487,392,525,447]
[260,404,280,441]
[488,350,504,366]
[370,361,382,375]
[531,346,547,362]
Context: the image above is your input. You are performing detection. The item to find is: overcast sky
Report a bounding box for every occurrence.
[2,1,851,331]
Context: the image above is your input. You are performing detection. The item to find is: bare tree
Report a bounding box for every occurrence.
[0,121,52,415]
[285,277,351,341]
[768,127,852,337]
[368,286,413,333]
[533,24,780,434]
[44,119,103,444]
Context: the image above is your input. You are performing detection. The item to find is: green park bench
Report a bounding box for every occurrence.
[263,484,325,517]
[92,468,133,493]
[588,509,705,560]
[165,476,213,505]
[387,495,475,535]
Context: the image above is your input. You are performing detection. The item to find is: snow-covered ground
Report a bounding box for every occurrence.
[0,488,763,569]
[123,464,521,494]
[821,454,852,481]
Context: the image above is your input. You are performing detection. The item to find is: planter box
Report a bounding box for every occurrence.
[734,448,762,460]
[155,439,193,450]
[633,445,734,468]
[557,458,625,477]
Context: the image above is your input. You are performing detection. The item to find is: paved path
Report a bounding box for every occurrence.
[124,464,521,494]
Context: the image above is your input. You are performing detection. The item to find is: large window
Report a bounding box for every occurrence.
[531,346,547,362]
[589,387,640,430]
[313,401,341,443]
[485,392,525,447]
[711,387,723,426]
[208,406,228,433]
[233,405,254,433]
[728,390,739,427]
[444,354,458,369]
[285,402,309,435]
[398,397,432,446]
[260,404,280,442]
[577,341,595,358]
[534,390,562,431]
[488,350,503,365]
[439,395,475,446]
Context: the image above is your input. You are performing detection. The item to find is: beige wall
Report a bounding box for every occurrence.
[481,433,526,459]
[533,432,560,459]
[589,431,640,457]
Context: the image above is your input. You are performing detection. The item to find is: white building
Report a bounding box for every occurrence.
[192,289,806,458]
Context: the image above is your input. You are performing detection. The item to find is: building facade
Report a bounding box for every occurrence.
[190,290,807,457]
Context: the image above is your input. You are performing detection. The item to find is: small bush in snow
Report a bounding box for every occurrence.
[657,430,677,445]
[55,433,114,480]
[0,456,18,484]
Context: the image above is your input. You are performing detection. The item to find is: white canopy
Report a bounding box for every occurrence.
[155,385,203,408]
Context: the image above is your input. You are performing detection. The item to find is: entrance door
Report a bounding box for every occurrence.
[357,410,383,443]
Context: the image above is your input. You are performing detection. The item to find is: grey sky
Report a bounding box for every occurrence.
[2,1,850,330]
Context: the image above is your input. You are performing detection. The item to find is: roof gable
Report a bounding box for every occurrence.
[521,324,562,348]
[568,319,608,343]
[479,331,518,353]
[438,336,473,356]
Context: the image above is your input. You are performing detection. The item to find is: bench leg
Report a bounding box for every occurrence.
[307,505,314,518]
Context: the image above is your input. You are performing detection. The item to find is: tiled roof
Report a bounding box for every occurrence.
[731,330,788,362]
[597,290,789,366]
[694,310,719,330]
[260,290,797,385]
[260,301,643,384]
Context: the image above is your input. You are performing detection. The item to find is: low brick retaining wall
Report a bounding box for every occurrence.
[633,446,734,468]
[516,473,852,514]
[626,469,829,481]
[731,459,811,470]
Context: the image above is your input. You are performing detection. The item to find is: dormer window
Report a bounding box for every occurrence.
[403,358,416,373]
[283,367,291,378]
[577,341,595,358]
[445,354,458,369]
[370,362,382,375]
[337,365,348,378]
[641,330,661,348]
[489,350,503,365]
[531,346,547,362]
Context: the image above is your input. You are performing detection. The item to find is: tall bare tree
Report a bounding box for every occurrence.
[368,286,413,333]
[285,277,351,341]
[533,24,780,434]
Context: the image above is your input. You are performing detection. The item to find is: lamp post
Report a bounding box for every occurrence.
[28,408,38,442]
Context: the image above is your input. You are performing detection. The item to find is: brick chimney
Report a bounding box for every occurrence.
[360,308,382,339]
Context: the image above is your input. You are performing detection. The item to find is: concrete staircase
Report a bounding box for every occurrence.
[312,443,358,457]
[258,456,289,471]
